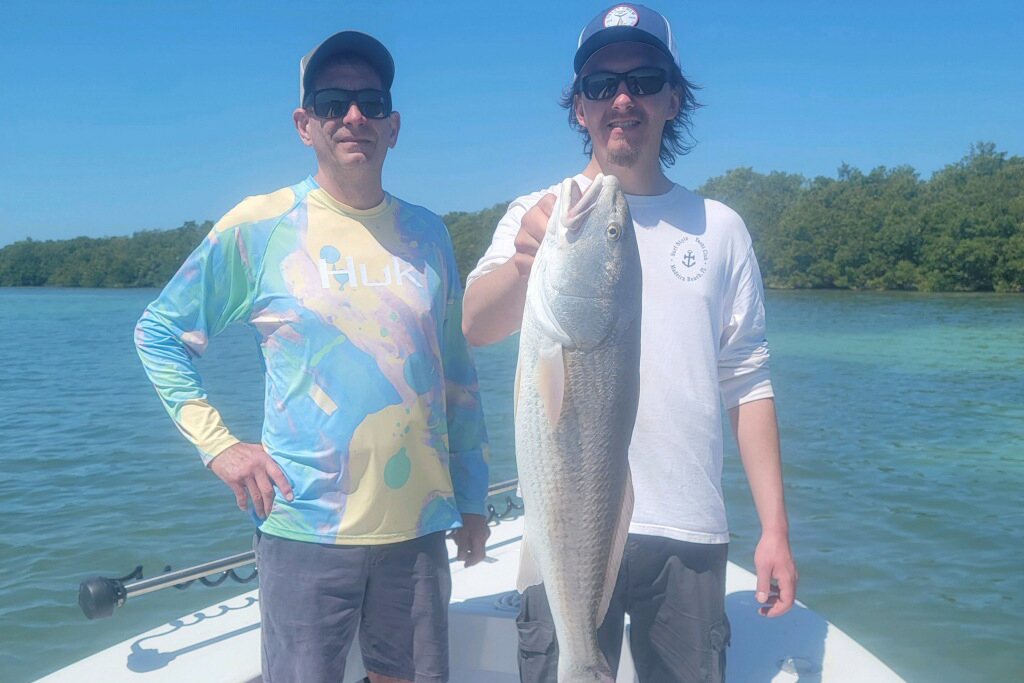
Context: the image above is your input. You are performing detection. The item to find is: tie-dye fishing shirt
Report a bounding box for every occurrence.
[135,177,489,545]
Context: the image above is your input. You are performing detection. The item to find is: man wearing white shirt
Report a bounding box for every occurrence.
[462,5,797,682]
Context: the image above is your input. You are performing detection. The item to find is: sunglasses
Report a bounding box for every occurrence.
[306,88,393,120]
[578,67,669,101]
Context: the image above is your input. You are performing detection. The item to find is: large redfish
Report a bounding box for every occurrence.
[515,174,641,683]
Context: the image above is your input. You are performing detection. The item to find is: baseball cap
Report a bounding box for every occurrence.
[574,4,680,77]
[299,31,395,106]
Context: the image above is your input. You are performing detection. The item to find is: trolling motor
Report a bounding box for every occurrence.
[77,478,522,620]
[78,551,258,620]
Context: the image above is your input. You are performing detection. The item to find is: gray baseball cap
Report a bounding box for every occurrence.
[574,4,680,77]
[299,31,395,106]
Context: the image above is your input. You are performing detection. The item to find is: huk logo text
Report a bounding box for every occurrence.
[318,256,423,289]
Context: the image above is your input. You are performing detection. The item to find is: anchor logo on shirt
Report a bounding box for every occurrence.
[669,237,709,283]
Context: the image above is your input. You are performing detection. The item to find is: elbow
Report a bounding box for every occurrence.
[460,270,522,347]
[462,324,489,348]
[461,286,486,347]
[462,313,485,348]
[462,305,508,348]
[133,310,153,352]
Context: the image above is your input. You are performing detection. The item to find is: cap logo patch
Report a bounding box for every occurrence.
[604,5,639,27]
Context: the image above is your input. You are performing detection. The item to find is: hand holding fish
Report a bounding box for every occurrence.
[512,192,556,277]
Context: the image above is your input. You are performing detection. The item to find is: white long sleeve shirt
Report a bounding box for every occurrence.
[467,175,773,544]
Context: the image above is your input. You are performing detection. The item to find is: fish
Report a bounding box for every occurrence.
[514,173,641,683]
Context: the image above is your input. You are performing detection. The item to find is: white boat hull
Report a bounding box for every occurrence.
[34,516,906,683]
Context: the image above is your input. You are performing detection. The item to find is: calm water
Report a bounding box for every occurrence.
[0,288,1021,683]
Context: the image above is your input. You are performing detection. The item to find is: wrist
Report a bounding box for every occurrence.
[512,253,532,278]
[760,523,790,540]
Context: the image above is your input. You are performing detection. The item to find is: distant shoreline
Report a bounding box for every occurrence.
[3,145,1021,293]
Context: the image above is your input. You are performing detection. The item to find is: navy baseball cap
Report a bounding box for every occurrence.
[574,4,680,77]
[299,31,395,106]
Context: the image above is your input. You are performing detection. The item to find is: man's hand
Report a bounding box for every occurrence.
[511,193,556,277]
[452,513,490,567]
[753,530,798,617]
[209,442,294,519]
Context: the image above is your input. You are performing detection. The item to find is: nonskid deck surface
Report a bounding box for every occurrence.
[35,516,906,683]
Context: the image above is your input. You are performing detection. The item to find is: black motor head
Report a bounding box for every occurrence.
[78,577,126,620]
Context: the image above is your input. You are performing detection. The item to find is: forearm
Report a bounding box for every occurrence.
[729,398,789,535]
[444,381,490,516]
[441,284,491,515]
[135,308,237,464]
[461,259,529,346]
[450,448,489,515]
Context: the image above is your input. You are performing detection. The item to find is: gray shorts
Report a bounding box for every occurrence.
[255,530,451,683]
[517,534,730,683]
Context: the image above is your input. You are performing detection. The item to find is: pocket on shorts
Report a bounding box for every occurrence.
[705,617,731,683]
[517,618,557,683]
[517,619,555,656]
[650,602,727,683]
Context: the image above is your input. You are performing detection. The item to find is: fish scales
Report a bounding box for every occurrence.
[518,323,637,640]
[515,174,641,683]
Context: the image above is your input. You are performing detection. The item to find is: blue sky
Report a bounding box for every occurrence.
[1,0,1021,246]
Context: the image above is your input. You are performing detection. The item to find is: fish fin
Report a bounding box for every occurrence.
[596,465,633,628]
[516,529,543,593]
[535,341,566,429]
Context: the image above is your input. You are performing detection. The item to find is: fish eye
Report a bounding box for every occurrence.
[606,222,621,241]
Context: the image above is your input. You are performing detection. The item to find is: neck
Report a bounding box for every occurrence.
[314,166,385,210]
[581,155,674,196]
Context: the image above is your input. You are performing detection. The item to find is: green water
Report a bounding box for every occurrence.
[0,288,1021,683]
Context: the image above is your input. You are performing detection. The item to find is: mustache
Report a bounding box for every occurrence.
[602,110,647,127]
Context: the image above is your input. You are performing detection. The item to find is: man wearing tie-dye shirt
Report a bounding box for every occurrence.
[135,31,488,683]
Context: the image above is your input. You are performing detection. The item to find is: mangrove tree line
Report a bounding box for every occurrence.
[1,143,1020,292]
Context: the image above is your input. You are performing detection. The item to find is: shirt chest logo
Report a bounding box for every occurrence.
[669,236,709,282]
[318,246,423,289]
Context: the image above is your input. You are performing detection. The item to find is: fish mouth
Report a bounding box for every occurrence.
[561,173,621,233]
[562,177,600,230]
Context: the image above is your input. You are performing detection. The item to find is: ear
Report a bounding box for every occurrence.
[387,111,401,149]
[574,93,589,130]
[293,108,314,147]
[666,84,682,121]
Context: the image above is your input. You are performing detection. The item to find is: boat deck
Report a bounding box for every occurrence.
[34,514,906,683]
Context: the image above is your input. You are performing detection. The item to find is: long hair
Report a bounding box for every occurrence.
[560,63,702,168]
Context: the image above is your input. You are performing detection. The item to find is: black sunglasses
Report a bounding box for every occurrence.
[306,88,393,120]
[578,67,669,101]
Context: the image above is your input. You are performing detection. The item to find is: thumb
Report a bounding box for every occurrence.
[755,565,772,603]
